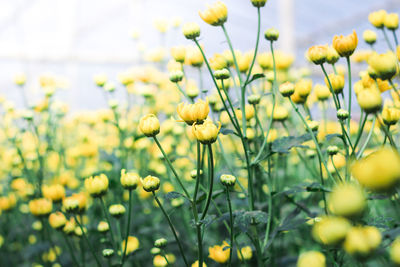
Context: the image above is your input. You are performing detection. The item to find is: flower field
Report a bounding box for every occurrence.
[2,1,400,266]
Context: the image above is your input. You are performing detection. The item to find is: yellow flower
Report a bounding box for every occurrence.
[182,23,201,40]
[199,1,228,26]
[142,175,161,192]
[390,237,400,264]
[307,45,328,65]
[251,0,267,8]
[326,46,339,64]
[325,73,345,94]
[186,45,204,67]
[315,84,331,101]
[237,246,252,261]
[171,46,186,63]
[297,251,326,267]
[48,212,67,230]
[397,45,400,61]
[191,260,207,267]
[14,73,26,86]
[352,148,400,191]
[312,216,351,245]
[209,53,228,70]
[368,51,398,80]
[0,194,17,212]
[84,174,109,197]
[139,114,160,137]
[93,74,107,87]
[328,183,366,217]
[208,241,230,264]
[363,29,377,45]
[295,79,313,98]
[369,10,387,28]
[192,120,221,144]
[177,99,210,125]
[29,198,53,217]
[42,184,65,203]
[122,236,139,255]
[279,82,295,97]
[332,30,358,57]
[384,13,399,30]
[120,169,140,190]
[356,88,382,113]
[343,226,381,256]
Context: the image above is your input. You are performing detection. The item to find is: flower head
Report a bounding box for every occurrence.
[208,241,230,264]
[84,174,109,197]
[199,1,228,26]
[332,30,358,57]
[192,120,221,144]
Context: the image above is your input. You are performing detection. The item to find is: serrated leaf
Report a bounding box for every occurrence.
[235,210,268,233]
[163,191,185,200]
[271,133,312,153]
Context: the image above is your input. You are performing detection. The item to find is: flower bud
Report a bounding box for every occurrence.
[120,169,140,190]
[142,175,160,192]
[93,74,107,87]
[49,212,67,230]
[327,145,339,156]
[325,73,345,94]
[307,45,328,65]
[177,99,209,125]
[384,13,399,30]
[312,216,351,245]
[42,184,65,203]
[14,73,26,86]
[368,51,397,80]
[214,69,230,80]
[264,28,279,41]
[332,30,358,57]
[356,88,382,113]
[390,237,400,265]
[29,198,52,217]
[306,120,319,131]
[315,84,331,101]
[237,246,252,261]
[190,169,203,179]
[295,79,313,98]
[192,120,221,144]
[98,221,110,233]
[297,251,326,267]
[182,22,201,40]
[109,204,126,218]
[84,174,109,197]
[220,174,236,186]
[328,183,366,217]
[199,1,228,26]
[382,105,400,125]
[248,94,261,105]
[170,46,186,63]
[369,10,387,28]
[271,106,289,122]
[102,249,114,258]
[108,99,118,110]
[337,109,349,120]
[169,70,184,83]
[363,30,377,45]
[104,82,115,92]
[139,114,160,137]
[251,0,267,8]
[343,226,381,256]
[279,82,295,97]
[154,238,167,248]
[326,46,340,65]
[63,197,80,213]
[209,53,228,70]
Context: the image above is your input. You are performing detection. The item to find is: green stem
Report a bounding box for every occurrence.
[153,193,189,267]
[176,82,193,103]
[121,189,133,266]
[382,28,395,51]
[376,114,398,150]
[392,29,399,46]
[346,56,352,131]
[244,7,261,87]
[330,156,343,182]
[63,233,81,267]
[100,197,117,251]
[153,136,190,199]
[353,113,368,154]
[74,215,102,267]
[200,144,214,220]
[225,186,234,267]
[389,79,400,100]
[357,116,376,159]
[193,141,203,267]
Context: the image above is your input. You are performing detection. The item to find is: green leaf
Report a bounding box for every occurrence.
[325,133,342,142]
[220,128,236,136]
[163,191,185,200]
[271,133,312,153]
[235,210,268,233]
[244,73,265,87]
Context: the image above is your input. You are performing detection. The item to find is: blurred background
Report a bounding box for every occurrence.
[0,0,399,111]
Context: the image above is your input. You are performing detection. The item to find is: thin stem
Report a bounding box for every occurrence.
[392,29,399,46]
[330,156,343,182]
[74,215,102,267]
[153,193,189,267]
[175,82,193,103]
[193,141,203,267]
[244,7,261,87]
[382,28,395,51]
[262,157,273,250]
[389,79,400,100]
[200,144,214,220]
[121,189,133,266]
[353,113,368,154]
[62,233,81,267]
[376,114,398,150]
[225,186,234,267]
[153,136,190,199]
[346,56,352,132]
[357,116,376,159]
[100,197,117,251]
